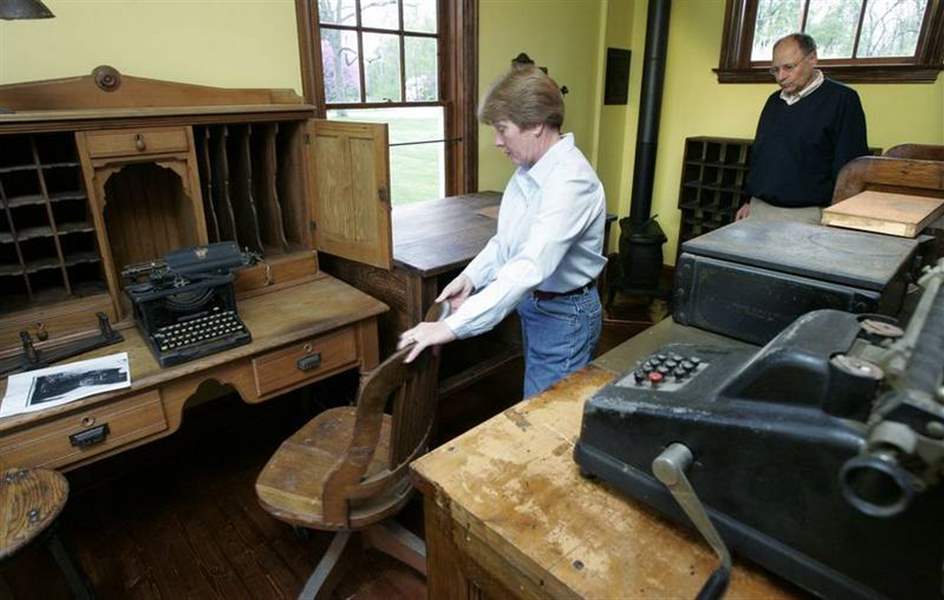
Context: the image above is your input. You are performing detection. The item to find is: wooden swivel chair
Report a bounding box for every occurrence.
[884,143,944,162]
[255,302,448,599]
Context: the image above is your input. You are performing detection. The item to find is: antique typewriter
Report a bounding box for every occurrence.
[123,242,254,367]
[575,259,944,600]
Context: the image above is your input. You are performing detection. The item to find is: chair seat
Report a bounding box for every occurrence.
[256,407,411,531]
[0,468,69,560]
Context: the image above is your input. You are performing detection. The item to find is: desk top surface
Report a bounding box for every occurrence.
[411,319,793,599]
[392,192,502,276]
[0,274,387,432]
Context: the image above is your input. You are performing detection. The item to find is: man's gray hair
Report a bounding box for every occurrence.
[774,33,817,55]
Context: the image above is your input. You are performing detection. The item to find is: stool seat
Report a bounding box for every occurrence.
[0,467,69,561]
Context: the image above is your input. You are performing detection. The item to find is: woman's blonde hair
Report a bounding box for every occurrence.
[478,65,564,130]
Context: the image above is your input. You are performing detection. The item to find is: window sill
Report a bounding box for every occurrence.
[715,64,944,84]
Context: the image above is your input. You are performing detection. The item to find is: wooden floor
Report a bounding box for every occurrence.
[1,303,650,600]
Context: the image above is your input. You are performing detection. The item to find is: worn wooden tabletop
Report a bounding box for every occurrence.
[392,192,501,277]
[411,319,795,599]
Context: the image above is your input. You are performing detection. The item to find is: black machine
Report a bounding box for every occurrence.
[575,258,944,599]
[123,242,253,368]
[674,220,920,345]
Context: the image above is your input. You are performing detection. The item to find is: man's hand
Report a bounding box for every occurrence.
[735,202,751,221]
[436,274,474,311]
[398,321,457,363]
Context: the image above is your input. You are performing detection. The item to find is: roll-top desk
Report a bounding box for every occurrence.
[0,70,392,471]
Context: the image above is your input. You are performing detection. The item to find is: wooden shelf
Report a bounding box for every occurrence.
[0,251,99,276]
[676,137,753,262]
[4,191,86,208]
[0,221,94,243]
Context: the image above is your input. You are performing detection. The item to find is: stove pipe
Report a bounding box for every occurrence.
[628,0,671,225]
[613,0,672,297]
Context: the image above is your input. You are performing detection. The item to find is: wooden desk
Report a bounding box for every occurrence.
[323,192,616,395]
[322,192,516,395]
[0,275,386,472]
[411,319,795,599]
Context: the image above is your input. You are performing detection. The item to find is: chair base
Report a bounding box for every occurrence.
[297,521,426,600]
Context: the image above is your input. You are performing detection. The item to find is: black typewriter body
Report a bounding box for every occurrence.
[124,242,252,368]
[575,263,944,600]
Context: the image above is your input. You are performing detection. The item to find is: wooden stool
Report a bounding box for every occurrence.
[0,468,94,599]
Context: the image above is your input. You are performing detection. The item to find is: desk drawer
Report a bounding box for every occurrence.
[253,327,358,396]
[0,390,167,469]
[85,127,190,158]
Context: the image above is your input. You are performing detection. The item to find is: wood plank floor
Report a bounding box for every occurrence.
[1,306,647,599]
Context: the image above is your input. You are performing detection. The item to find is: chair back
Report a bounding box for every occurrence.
[321,302,449,524]
[833,155,944,204]
[884,144,944,162]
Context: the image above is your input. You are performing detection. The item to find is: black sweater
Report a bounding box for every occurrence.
[745,78,868,208]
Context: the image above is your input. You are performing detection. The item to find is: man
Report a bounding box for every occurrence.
[397,66,607,398]
[737,33,868,224]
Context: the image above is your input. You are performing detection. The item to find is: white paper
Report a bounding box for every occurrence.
[0,353,131,419]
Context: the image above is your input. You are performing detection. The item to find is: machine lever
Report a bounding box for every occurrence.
[653,443,732,600]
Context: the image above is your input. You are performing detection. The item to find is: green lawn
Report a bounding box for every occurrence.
[328,108,444,205]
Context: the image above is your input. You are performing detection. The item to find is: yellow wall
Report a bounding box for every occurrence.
[0,0,301,92]
[477,0,607,192]
[3,0,942,267]
[596,0,638,227]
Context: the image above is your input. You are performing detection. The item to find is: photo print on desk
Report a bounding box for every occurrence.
[1,353,131,419]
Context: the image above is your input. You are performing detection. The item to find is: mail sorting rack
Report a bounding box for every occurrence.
[0,132,107,315]
[676,136,752,262]
[192,123,309,257]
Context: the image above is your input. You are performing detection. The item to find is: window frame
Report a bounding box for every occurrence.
[295,0,478,196]
[716,0,944,83]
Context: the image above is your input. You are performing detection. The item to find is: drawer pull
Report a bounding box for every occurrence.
[69,423,110,448]
[297,353,322,371]
[134,133,146,151]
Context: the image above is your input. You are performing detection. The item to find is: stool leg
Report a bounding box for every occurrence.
[46,530,94,600]
[0,574,13,600]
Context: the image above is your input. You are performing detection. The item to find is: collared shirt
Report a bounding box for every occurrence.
[780,68,824,106]
[444,133,606,339]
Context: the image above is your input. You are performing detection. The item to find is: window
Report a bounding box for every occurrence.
[716,0,944,83]
[296,0,477,205]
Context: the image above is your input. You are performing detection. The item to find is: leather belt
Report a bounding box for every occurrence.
[532,282,594,301]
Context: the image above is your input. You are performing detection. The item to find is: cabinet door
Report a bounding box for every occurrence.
[308,119,392,270]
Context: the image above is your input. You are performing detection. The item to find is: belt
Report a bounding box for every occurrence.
[532,282,594,301]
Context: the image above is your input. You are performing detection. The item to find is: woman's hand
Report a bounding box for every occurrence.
[436,274,474,311]
[398,321,457,363]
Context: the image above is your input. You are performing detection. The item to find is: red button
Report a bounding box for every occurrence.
[648,372,664,384]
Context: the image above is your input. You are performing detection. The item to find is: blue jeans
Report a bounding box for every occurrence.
[517,287,602,398]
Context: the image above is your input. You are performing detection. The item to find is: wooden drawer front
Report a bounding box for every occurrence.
[0,390,167,469]
[253,327,359,396]
[85,127,189,158]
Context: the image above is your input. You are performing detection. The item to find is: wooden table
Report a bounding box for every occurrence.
[0,274,386,472]
[323,192,616,396]
[411,319,797,599]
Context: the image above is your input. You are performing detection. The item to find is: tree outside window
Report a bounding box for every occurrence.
[317,0,452,205]
[717,0,944,83]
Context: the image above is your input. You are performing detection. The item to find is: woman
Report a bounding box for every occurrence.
[399,65,606,398]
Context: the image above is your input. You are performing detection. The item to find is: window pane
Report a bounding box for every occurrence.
[405,37,438,101]
[404,0,437,33]
[327,107,446,204]
[322,28,361,103]
[362,0,400,30]
[858,0,927,57]
[805,0,862,58]
[752,0,804,61]
[363,32,402,102]
[318,0,357,26]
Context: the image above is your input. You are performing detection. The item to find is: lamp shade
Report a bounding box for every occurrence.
[0,0,55,20]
